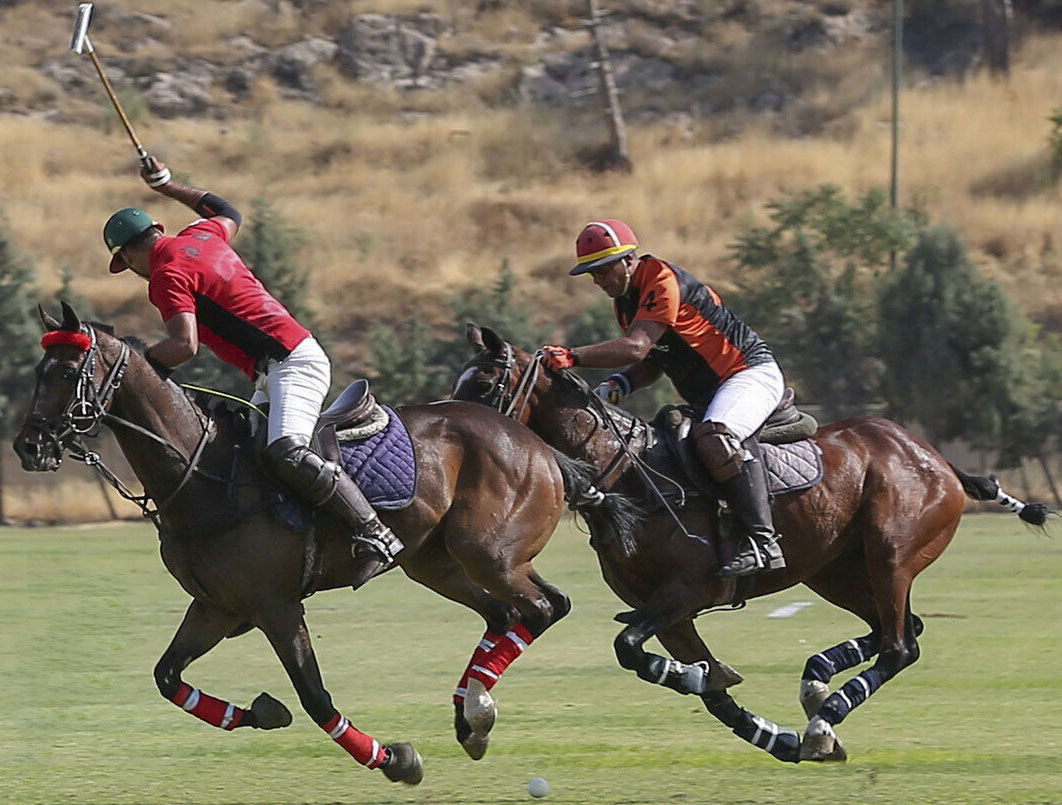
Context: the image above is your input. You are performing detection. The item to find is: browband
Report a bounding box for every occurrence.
[41,330,92,351]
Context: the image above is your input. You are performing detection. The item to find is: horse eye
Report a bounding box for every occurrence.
[60,366,77,381]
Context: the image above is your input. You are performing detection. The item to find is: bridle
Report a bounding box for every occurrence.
[27,325,214,525]
[459,341,545,422]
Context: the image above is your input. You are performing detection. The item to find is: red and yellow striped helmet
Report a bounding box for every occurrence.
[570,219,639,275]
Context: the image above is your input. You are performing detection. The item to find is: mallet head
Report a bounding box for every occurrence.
[71,3,94,55]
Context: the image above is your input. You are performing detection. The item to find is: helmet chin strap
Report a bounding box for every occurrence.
[620,258,633,296]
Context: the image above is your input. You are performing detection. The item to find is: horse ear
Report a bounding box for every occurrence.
[465,323,484,351]
[38,304,61,332]
[59,300,81,332]
[480,326,504,351]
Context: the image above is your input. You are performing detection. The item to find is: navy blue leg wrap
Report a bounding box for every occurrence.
[703,691,801,763]
[819,667,886,726]
[802,633,878,683]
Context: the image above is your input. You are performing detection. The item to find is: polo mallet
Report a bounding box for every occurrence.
[70,3,168,184]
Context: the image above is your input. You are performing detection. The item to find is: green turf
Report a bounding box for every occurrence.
[1,514,1060,804]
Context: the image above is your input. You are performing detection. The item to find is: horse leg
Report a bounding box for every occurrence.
[655,618,744,692]
[801,563,924,761]
[154,599,293,732]
[257,601,423,785]
[612,588,733,696]
[398,548,524,760]
[635,612,800,763]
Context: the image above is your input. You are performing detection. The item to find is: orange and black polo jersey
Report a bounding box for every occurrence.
[614,256,775,413]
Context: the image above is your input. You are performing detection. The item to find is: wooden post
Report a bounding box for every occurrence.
[586,0,632,172]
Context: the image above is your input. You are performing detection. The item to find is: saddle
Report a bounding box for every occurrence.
[238,379,417,535]
[642,391,819,526]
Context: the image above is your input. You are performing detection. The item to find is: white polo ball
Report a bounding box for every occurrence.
[527,776,550,798]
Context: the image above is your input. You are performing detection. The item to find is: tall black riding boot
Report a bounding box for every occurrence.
[717,439,785,578]
[263,435,404,589]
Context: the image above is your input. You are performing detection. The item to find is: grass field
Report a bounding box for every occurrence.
[1,514,1060,805]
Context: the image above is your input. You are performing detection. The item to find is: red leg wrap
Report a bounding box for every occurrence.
[170,682,245,730]
[321,712,388,769]
[467,624,534,692]
[454,631,502,704]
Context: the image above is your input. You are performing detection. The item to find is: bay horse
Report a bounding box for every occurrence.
[453,324,1048,763]
[12,303,635,785]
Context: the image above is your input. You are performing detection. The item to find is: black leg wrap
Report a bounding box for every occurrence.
[703,691,801,763]
[802,633,879,683]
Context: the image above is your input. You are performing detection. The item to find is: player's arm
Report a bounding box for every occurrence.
[140,157,243,239]
[144,312,199,373]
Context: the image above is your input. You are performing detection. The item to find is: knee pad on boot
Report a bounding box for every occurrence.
[691,421,748,483]
[262,435,339,506]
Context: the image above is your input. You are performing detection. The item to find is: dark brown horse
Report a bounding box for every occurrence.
[12,303,635,785]
[453,324,1048,763]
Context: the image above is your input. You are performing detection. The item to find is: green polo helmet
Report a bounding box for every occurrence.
[103,207,163,273]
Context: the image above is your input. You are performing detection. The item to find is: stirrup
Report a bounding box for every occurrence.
[349,526,403,589]
[719,536,785,578]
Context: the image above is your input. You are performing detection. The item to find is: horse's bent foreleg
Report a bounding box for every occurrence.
[700,690,803,763]
[258,602,422,784]
[154,600,292,732]
[656,619,744,691]
[613,594,728,696]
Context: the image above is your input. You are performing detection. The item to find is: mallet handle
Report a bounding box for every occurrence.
[86,46,150,166]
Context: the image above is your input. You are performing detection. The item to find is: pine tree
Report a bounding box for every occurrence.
[0,217,43,522]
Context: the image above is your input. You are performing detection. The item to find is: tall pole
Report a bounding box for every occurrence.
[889,0,902,271]
[890,0,902,211]
[586,0,632,171]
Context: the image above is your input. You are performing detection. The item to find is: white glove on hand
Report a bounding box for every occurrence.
[146,166,172,187]
[141,156,171,188]
[594,373,631,405]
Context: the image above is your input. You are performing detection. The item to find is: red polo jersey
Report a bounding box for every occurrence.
[147,218,310,379]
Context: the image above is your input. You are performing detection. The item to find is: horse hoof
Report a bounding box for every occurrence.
[461,731,490,761]
[382,742,424,785]
[250,692,292,730]
[800,715,845,762]
[614,609,637,624]
[463,679,497,735]
[799,679,830,720]
[709,661,744,690]
[461,679,496,760]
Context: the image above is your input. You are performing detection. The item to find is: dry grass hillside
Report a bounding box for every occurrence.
[1,0,1061,366]
[3,0,1062,521]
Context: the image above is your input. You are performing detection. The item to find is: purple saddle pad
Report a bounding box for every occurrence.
[337,406,416,509]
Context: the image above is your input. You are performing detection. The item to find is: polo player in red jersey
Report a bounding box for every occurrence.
[102,157,402,588]
[542,219,787,578]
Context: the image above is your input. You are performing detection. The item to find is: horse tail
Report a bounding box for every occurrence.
[948,462,1050,527]
[549,448,642,558]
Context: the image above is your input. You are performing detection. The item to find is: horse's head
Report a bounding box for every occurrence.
[13,302,129,472]
[453,324,547,423]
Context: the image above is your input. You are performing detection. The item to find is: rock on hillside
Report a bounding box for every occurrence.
[6,1,1055,130]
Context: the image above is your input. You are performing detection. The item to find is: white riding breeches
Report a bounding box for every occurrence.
[251,335,332,446]
[702,360,785,442]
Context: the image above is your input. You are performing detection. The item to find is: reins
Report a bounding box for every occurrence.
[468,341,707,546]
[557,365,709,547]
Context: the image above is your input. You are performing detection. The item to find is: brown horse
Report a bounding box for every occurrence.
[12,303,635,785]
[453,324,1048,763]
